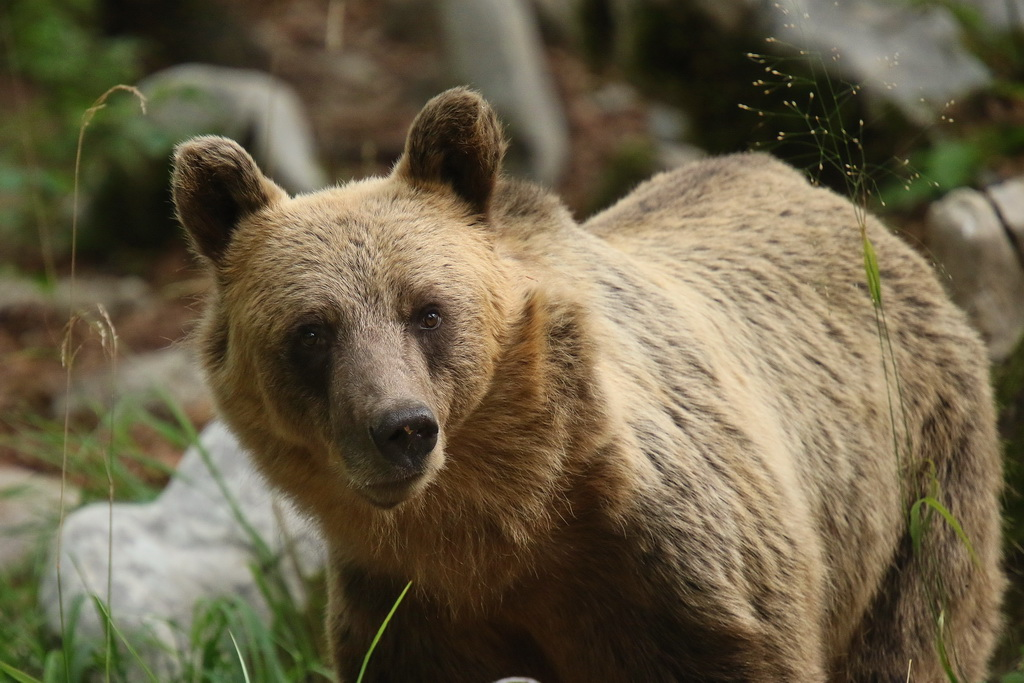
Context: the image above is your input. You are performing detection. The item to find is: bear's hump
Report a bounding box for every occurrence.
[584,152,837,237]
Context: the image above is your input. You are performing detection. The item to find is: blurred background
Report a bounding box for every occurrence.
[3,0,1024,680]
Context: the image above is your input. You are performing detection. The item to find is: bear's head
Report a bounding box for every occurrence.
[173,88,515,510]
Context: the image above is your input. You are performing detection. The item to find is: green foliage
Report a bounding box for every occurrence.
[735,9,1024,215]
[879,124,1024,209]
[185,588,332,683]
[861,234,883,307]
[909,496,981,568]
[1001,650,1024,683]
[0,0,147,263]
[4,0,139,110]
[0,561,53,682]
[875,2,1024,210]
[2,400,173,505]
[0,397,333,682]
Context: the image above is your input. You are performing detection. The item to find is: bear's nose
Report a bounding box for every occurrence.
[369,403,438,471]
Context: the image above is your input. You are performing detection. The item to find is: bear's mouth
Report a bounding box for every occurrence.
[357,472,427,509]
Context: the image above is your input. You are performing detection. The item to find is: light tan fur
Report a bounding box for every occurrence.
[173,87,1003,682]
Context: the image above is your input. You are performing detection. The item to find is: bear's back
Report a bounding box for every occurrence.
[574,154,1000,669]
[581,153,980,399]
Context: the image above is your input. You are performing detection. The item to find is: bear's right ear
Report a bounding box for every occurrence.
[395,87,507,217]
[172,136,287,266]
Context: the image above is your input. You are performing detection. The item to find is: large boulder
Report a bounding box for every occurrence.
[0,466,80,573]
[928,180,1024,362]
[39,421,324,674]
[438,0,570,186]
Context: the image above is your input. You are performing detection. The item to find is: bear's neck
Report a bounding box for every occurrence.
[332,286,632,610]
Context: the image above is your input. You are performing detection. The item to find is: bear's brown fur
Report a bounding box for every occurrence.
[173,88,1004,682]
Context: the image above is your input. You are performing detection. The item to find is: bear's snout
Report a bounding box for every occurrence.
[369,402,438,473]
[352,401,440,508]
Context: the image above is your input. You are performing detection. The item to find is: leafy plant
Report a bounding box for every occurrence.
[0,0,146,266]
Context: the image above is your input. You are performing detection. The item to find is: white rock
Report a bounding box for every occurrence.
[438,0,570,186]
[580,0,992,127]
[39,421,324,674]
[927,186,1024,361]
[774,0,991,125]
[0,466,80,571]
[986,176,1024,247]
[140,64,329,194]
[964,0,1024,29]
[0,274,150,320]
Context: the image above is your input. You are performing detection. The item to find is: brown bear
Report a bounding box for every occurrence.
[172,87,1004,682]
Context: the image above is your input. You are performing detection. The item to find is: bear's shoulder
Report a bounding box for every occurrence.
[490,177,577,243]
[583,153,839,236]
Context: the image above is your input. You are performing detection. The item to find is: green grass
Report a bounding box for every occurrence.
[0,398,336,682]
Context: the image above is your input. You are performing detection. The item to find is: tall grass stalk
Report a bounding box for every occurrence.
[743,8,978,677]
[56,85,146,683]
[4,42,345,683]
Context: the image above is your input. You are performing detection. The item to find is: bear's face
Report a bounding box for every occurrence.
[174,88,512,509]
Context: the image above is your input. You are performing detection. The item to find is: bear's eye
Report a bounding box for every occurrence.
[296,324,328,349]
[288,322,332,397]
[419,308,442,330]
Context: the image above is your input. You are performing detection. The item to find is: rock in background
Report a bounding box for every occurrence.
[438,0,570,186]
[0,270,211,423]
[39,421,324,676]
[0,466,80,573]
[928,178,1024,362]
[139,64,329,195]
[573,0,993,126]
[772,0,991,125]
[81,64,329,254]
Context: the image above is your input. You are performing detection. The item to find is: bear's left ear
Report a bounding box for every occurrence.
[395,87,507,217]
[172,136,288,267]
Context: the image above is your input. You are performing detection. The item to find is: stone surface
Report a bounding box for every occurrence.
[0,466,80,572]
[773,0,991,125]
[581,0,993,127]
[0,272,208,420]
[967,0,1024,29]
[438,0,569,186]
[647,103,705,169]
[140,63,329,194]
[39,421,324,673]
[987,176,1024,246]
[0,274,151,320]
[927,185,1024,361]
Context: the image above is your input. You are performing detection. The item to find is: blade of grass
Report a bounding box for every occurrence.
[0,661,43,683]
[909,496,980,567]
[88,595,160,682]
[227,631,252,683]
[356,581,411,683]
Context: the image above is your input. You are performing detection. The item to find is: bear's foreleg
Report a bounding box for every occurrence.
[327,564,556,683]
